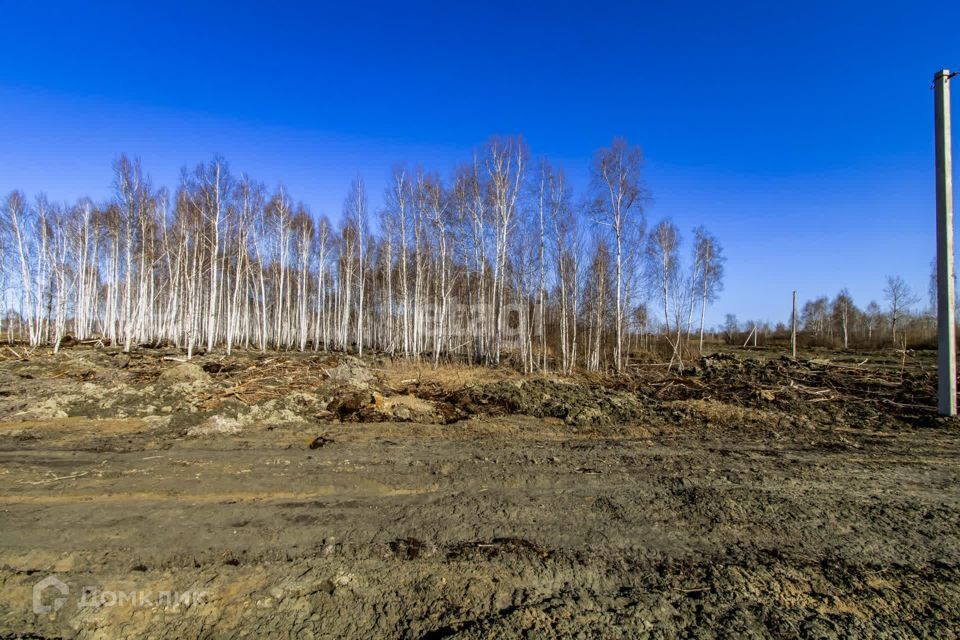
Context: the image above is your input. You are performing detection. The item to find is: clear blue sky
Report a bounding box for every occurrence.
[0,0,957,327]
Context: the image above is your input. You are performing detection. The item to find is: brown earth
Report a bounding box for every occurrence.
[0,345,957,638]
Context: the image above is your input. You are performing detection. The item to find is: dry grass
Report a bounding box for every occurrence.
[665,399,775,427]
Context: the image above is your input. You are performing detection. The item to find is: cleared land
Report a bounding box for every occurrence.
[0,346,957,638]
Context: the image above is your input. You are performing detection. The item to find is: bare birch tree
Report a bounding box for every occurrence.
[591,138,644,372]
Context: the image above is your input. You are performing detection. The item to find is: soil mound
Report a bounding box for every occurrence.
[328,390,456,423]
[158,362,211,385]
[457,379,645,427]
[326,357,374,388]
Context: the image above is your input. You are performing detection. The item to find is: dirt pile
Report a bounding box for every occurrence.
[184,415,244,436]
[158,362,212,385]
[325,357,375,388]
[455,379,646,427]
[631,352,946,430]
[664,398,778,427]
[328,390,455,423]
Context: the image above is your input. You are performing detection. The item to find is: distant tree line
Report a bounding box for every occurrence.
[0,136,726,372]
[721,275,937,350]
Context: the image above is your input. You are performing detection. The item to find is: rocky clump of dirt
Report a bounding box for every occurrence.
[12,397,70,420]
[158,362,212,386]
[185,414,243,436]
[328,390,456,423]
[662,398,780,428]
[325,357,375,388]
[455,379,646,427]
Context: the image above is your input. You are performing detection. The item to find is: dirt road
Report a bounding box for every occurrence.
[0,348,957,638]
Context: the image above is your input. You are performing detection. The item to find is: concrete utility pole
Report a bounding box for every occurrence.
[935,69,957,416]
[791,290,797,359]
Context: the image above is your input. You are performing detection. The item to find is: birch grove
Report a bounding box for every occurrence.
[0,138,725,370]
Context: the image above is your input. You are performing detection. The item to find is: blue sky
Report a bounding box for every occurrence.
[0,0,957,327]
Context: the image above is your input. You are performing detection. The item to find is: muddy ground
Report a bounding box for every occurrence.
[0,345,957,638]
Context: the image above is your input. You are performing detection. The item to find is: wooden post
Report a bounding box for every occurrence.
[742,325,756,348]
[935,69,957,416]
[791,291,797,359]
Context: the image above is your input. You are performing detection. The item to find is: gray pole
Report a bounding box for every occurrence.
[791,291,797,359]
[935,69,957,416]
